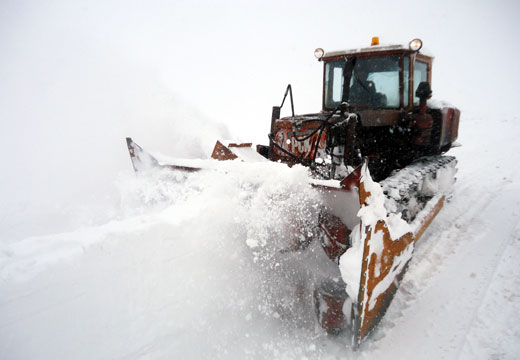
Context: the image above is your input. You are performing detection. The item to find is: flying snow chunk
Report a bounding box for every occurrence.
[246,238,259,248]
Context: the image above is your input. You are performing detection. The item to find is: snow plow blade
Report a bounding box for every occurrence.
[126,137,200,173]
[353,170,446,346]
[125,137,457,348]
[126,138,266,173]
[312,157,456,347]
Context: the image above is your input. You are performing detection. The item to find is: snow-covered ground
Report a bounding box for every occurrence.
[1,112,519,359]
[1,1,520,357]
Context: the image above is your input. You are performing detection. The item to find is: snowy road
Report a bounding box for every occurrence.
[1,116,519,359]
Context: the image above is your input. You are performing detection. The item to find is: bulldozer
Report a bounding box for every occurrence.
[125,37,460,347]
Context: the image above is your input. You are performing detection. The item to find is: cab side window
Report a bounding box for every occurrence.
[413,61,428,104]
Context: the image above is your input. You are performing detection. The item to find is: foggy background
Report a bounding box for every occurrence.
[1,0,519,241]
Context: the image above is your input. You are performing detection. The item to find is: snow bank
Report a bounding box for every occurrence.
[0,159,345,358]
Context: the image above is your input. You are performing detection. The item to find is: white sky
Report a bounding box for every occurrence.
[2,0,519,134]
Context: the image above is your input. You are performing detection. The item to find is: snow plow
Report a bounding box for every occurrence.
[126,37,459,347]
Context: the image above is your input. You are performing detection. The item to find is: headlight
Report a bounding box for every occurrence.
[409,38,423,52]
[314,48,324,60]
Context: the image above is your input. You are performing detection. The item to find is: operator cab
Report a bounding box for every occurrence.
[316,38,432,114]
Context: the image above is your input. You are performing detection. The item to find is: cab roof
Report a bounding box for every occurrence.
[322,43,434,60]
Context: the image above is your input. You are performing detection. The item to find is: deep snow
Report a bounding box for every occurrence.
[1,1,520,358]
[1,113,519,359]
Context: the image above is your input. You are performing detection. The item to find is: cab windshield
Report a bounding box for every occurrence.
[324,56,404,109]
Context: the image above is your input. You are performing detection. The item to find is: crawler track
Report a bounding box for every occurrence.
[380,156,457,222]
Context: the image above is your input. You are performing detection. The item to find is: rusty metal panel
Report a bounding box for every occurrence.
[324,49,417,62]
[411,112,434,145]
[440,107,455,146]
[413,195,445,243]
[409,53,415,107]
[357,109,401,127]
[319,212,351,262]
[354,219,414,344]
[228,143,252,148]
[353,178,446,347]
[211,140,238,161]
[272,126,328,161]
[451,108,460,142]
